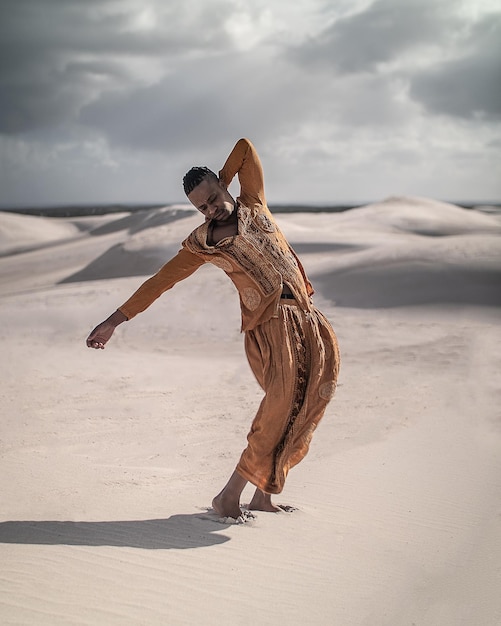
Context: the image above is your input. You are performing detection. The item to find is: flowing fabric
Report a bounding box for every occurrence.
[237,300,340,494]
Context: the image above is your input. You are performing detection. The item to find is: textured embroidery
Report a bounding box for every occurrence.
[183,203,309,303]
[270,306,309,490]
[286,251,299,268]
[230,237,280,295]
[319,381,336,400]
[237,206,305,296]
[184,223,212,254]
[210,257,234,272]
[242,287,262,311]
[256,213,276,232]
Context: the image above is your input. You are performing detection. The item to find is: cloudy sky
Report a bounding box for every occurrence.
[1,0,500,206]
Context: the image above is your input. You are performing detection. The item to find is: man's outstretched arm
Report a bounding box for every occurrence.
[85,248,204,350]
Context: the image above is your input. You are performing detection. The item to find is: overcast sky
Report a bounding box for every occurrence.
[1,0,500,206]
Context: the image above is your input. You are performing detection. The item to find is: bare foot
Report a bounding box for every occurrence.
[211,470,249,520]
[212,493,244,520]
[248,489,283,513]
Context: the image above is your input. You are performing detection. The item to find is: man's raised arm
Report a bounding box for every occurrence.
[218,138,266,208]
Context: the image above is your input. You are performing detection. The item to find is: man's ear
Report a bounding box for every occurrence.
[218,177,227,190]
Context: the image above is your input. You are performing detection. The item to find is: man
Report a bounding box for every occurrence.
[86,138,340,521]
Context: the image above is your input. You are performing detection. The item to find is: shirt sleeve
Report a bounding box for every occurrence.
[118,248,205,319]
[218,138,266,208]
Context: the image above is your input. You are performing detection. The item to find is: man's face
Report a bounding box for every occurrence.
[188,176,235,223]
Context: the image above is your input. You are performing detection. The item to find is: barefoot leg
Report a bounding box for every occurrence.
[248,488,282,512]
[212,470,248,519]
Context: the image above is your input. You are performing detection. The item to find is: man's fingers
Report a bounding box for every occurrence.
[86,337,105,348]
[86,321,115,348]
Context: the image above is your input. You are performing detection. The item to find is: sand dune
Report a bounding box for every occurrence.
[0,211,81,256]
[281,197,501,308]
[1,197,500,625]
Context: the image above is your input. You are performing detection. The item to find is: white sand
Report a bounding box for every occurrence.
[1,198,500,625]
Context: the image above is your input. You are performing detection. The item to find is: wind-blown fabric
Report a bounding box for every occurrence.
[241,302,340,493]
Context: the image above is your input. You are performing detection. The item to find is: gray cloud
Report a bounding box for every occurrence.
[410,55,501,120]
[78,63,239,154]
[0,0,500,205]
[409,13,501,120]
[287,0,458,74]
[0,0,235,134]
[78,51,328,154]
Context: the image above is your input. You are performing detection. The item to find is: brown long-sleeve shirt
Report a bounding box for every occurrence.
[118,138,314,331]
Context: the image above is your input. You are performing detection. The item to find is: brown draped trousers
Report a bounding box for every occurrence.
[237,300,340,494]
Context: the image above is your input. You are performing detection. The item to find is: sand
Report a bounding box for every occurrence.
[1,197,500,625]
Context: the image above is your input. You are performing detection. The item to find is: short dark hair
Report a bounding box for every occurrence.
[183,166,218,196]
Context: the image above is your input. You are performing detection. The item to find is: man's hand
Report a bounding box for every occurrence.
[86,310,127,349]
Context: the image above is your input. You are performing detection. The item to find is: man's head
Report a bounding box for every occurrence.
[182,166,218,196]
[183,166,236,223]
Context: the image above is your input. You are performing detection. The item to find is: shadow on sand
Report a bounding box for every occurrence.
[0,513,231,549]
[316,264,501,308]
